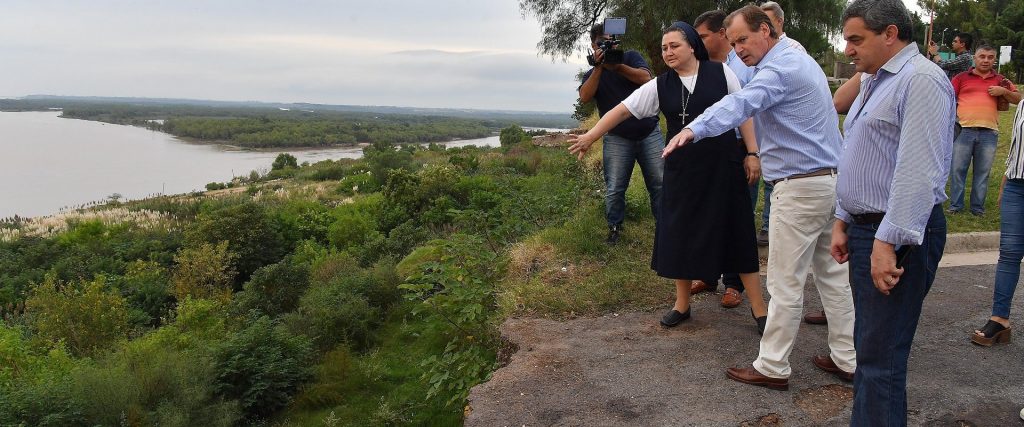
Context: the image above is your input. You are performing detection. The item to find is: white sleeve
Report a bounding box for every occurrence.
[723,66,741,94]
[621,79,661,120]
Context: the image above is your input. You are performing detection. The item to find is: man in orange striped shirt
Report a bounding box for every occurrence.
[948,45,1020,215]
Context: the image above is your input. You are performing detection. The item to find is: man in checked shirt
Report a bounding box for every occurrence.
[832,0,954,425]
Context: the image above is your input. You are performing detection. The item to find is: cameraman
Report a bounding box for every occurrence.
[577,23,663,245]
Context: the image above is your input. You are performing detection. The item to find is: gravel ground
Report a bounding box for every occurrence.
[467,264,1024,426]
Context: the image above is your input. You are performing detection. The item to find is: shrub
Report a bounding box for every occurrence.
[171,241,238,302]
[211,316,313,420]
[185,202,290,283]
[114,260,173,327]
[275,201,333,245]
[400,234,504,406]
[327,206,381,251]
[205,182,227,191]
[337,172,378,196]
[161,297,230,348]
[286,280,378,351]
[65,332,240,427]
[233,257,310,317]
[25,276,131,357]
[363,141,414,186]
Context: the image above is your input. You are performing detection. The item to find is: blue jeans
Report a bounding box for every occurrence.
[603,129,664,227]
[993,179,1024,318]
[949,127,998,214]
[849,204,946,427]
[761,180,774,232]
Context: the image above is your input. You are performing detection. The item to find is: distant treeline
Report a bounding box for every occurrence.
[0,99,574,147]
[160,116,493,147]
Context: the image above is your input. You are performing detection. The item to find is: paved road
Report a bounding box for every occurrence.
[467,254,1024,426]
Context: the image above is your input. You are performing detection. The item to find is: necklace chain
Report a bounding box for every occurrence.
[679,74,696,125]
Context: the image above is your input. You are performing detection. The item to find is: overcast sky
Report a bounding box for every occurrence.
[0,1,926,113]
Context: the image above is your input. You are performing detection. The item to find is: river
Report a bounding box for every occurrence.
[0,111,542,218]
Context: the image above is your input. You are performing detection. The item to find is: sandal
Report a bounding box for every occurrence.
[971,320,1011,346]
[660,307,691,327]
[751,308,767,336]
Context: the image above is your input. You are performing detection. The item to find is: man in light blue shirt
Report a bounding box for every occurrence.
[831,1,954,425]
[691,9,761,308]
[666,5,856,392]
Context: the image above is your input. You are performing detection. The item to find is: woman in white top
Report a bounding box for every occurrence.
[569,21,767,333]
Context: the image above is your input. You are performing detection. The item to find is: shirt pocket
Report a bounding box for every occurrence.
[864,100,900,130]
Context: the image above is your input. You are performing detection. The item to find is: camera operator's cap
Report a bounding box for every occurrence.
[668,20,709,62]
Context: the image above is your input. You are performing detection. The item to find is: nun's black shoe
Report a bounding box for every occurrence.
[660,308,691,327]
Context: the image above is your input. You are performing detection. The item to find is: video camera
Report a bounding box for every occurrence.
[587,17,626,66]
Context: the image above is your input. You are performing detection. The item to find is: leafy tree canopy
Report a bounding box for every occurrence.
[520,0,846,75]
[920,0,1024,79]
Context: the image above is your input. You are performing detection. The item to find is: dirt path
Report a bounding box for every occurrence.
[467,262,1024,426]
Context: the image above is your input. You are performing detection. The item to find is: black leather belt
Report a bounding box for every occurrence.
[769,168,836,186]
[851,212,886,225]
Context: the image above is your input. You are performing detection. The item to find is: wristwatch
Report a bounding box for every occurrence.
[746,152,759,158]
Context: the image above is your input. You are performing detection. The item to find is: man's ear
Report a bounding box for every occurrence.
[884,24,899,45]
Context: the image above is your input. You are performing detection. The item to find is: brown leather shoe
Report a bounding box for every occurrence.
[726,366,789,390]
[803,310,827,325]
[811,355,854,382]
[721,288,742,308]
[690,280,710,294]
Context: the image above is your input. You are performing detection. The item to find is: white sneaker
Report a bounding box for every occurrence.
[1019,407,1024,421]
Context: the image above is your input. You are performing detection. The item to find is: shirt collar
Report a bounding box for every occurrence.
[876,42,920,77]
[968,67,998,78]
[755,39,788,70]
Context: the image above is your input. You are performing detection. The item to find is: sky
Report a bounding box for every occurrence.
[0,0,582,112]
[0,1,927,113]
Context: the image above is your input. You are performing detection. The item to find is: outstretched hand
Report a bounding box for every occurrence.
[663,129,695,158]
[567,133,597,161]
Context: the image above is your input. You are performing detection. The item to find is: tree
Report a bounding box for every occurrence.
[271,153,298,170]
[185,203,290,285]
[520,0,846,75]
[499,125,529,146]
[172,241,238,301]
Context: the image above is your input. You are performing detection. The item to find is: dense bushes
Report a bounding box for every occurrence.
[233,257,310,317]
[25,277,131,357]
[0,135,589,424]
[211,316,313,420]
[185,202,289,283]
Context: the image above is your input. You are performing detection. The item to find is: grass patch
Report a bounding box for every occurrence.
[498,169,672,319]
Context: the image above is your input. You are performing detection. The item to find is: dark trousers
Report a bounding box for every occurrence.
[848,204,946,427]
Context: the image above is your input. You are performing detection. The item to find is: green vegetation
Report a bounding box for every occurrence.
[160,115,493,148]
[0,129,589,425]
[0,100,1015,424]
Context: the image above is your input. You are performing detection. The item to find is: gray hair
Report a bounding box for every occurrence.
[760,2,784,21]
[841,0,914,42]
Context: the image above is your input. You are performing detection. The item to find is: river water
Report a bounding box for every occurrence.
[0,111,523,218]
